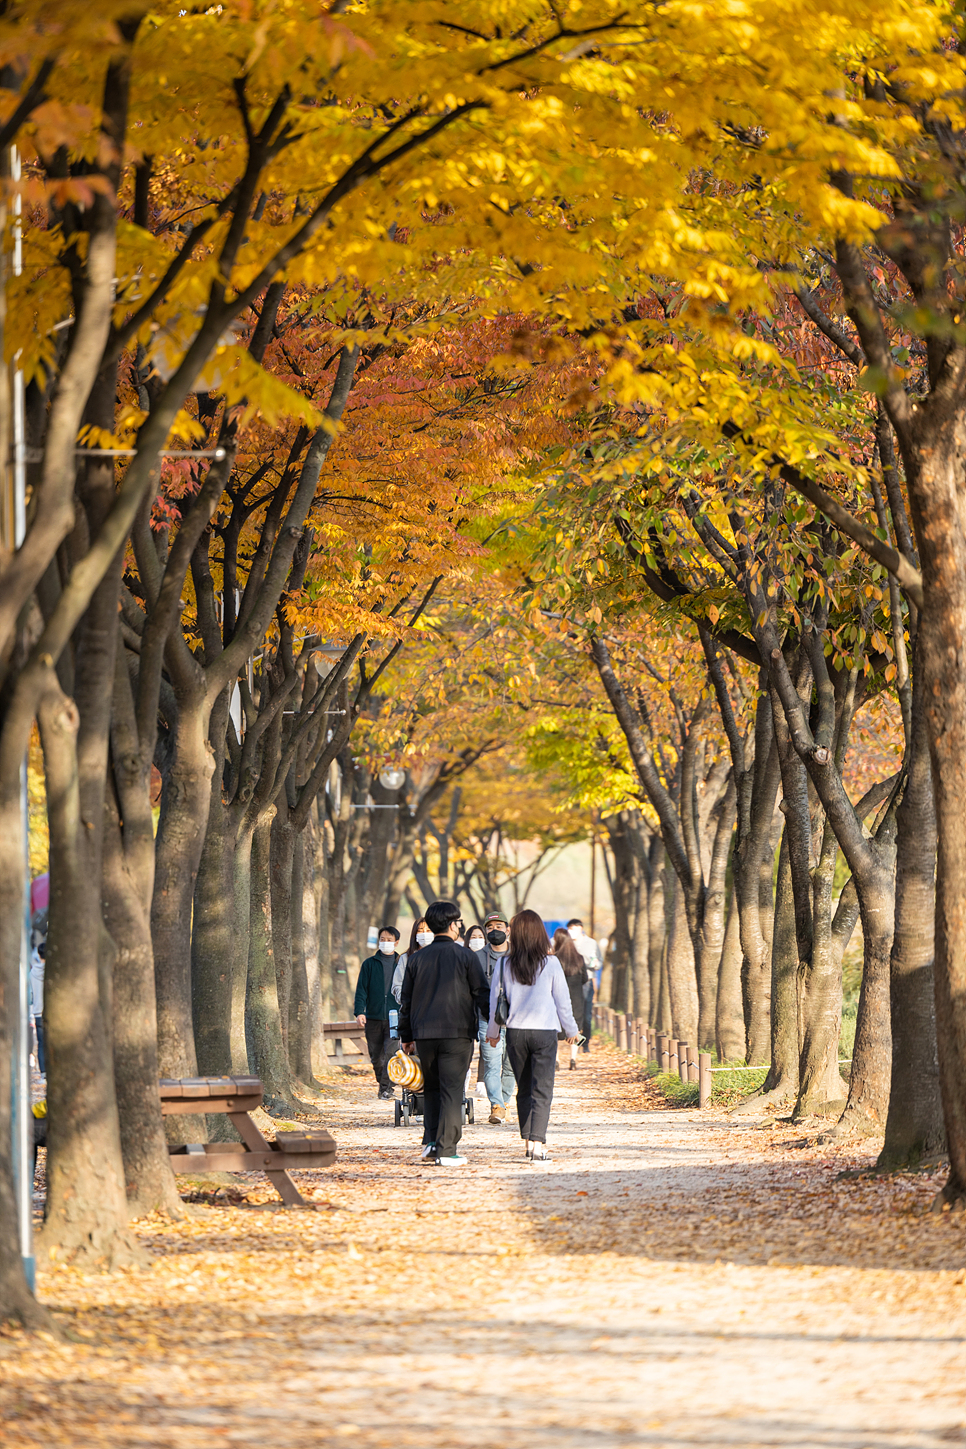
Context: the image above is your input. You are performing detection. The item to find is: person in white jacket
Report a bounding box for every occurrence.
[487,909,579,1163]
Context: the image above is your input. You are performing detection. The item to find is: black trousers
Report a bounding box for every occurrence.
[416,1037,473,1157]
[505,1028,558,1143]
[365,1018,393,1090]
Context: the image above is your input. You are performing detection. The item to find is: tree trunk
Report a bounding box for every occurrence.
[231,824,254,1075]
[302,809,329,1076]
[37,683,140,1266]
[102,780,183,1218]
[760,830,799,1104]
[735,710,780,1065]
[270,806,296,1056]
[152,691,211,1079]
[795,817,849,1117]
[716,885,745,1061]
[695,779,735,1050]
[630,824,651,1023]
[246,810,295,1113]
[192,794,236,1076]
[665,875,698,1044]
[647,838,666,1026]
[879,673,944,1169]
[831,809,898,1139]
[882,395,966,1206]
[288,828,315,1084]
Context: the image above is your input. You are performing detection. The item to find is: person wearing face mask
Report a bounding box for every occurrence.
[354,926,401,1099]
[465,925,486,952]
[472,910,516,1125]
[391,917,433,1009]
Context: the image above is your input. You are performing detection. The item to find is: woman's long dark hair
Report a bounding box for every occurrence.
[552,927,584,977]
[465,923,486,949]
[508,909,552,986]
[407,918,429,958]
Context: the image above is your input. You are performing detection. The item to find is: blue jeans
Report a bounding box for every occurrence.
[478,1020,515,1106]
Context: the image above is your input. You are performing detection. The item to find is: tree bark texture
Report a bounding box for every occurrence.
[246,811,295,1112]
[716,885,745,1061]
[37,683,139,1265]
[152,692,211,1079]
[879,671,944,1169]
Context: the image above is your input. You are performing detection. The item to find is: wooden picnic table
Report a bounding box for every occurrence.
[322,1020,371,1061]
[159,1075,335,1207]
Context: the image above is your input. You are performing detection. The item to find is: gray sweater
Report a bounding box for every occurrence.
[486,954,579,1037]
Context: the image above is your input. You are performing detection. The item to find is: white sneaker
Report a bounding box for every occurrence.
[436,1155,467,1167]
[420,1143,436,1159]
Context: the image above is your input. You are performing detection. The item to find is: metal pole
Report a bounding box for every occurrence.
[8,142,33,1291]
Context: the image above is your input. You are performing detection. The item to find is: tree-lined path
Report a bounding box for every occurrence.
[2,1043,964,1448]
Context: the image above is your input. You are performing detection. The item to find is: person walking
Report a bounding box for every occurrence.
[471,910,516,1125]
[567,918,599,1050]
[354,926,401,1099]
[552,927,590,1069]
[391,916,432,1007]
[487,909,579,1163]
[399,900,490,1167]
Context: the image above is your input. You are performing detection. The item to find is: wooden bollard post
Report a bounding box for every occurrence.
[699,1051,712,1107]
[649,1027,657,1063]
[658,1033,669,1072]
[635,1017,644,1055]
[616,1014,626,1051]
[623,1014,632,1052]
[687,1048,699,1084]
[677,1041,689,1084]
[668,1038,679,1076]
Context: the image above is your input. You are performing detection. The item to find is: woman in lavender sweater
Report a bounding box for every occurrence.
[486,909,579,1163]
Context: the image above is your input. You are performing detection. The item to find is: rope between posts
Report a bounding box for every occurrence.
[591,1009,855,1109]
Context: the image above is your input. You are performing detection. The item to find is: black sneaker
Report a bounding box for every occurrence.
[378,1087,394,1100]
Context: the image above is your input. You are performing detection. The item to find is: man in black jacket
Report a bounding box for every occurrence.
[399,899,490,1166]
[354,926,401,1099]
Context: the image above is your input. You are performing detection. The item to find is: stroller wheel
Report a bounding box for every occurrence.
[465,1098,475,1125]
[402,1099,411,1127]
[394,1099,402,1127]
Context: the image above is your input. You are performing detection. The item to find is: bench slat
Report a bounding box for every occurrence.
[275,1130,337,1154]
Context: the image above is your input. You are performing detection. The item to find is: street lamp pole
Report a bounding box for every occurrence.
[3,142,33,1289]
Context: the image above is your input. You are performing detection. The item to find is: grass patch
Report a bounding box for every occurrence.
[644,1062,769,1109]
[709,1065,768,1106]
[646,1067,699,1106]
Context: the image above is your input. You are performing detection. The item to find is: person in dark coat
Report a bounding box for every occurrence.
[399,899,490,1166]
[355,926,401,1098]
[552,928,590,1069]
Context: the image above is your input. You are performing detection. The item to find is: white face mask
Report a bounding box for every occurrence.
[416,931,433,947]
[568,927,582,939]
[468,936,484,950]
[378,941,396,955]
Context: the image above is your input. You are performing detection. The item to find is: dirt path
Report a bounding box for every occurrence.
[3,1040,965,1447]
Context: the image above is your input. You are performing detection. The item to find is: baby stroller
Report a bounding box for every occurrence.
[387,1046,475,1128]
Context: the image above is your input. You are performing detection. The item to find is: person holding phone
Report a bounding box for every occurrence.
[487,909,579,1163]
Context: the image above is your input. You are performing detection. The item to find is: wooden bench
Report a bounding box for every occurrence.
[322,1021,371,1061]
[159,1075,336,1207]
